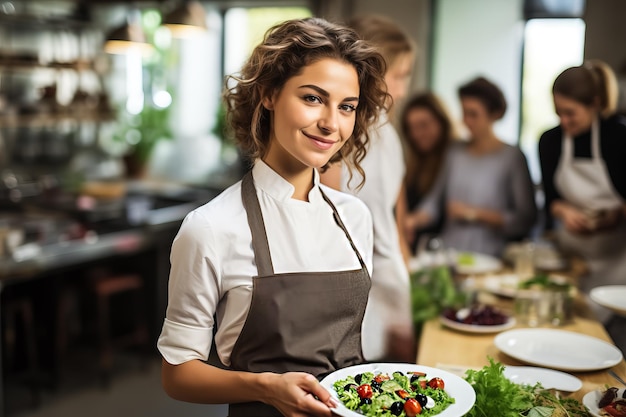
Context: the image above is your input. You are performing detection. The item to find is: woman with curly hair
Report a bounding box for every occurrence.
[157,17,388,417]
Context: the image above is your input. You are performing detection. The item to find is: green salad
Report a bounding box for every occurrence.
[456,252,476,266]
[332,370,455,416]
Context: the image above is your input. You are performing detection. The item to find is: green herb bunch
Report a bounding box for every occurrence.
[464,358,590,417]
[410,266,465,336]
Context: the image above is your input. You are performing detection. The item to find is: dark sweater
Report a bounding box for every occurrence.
[538,115,626,230]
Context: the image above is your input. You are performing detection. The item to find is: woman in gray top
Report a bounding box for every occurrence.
[405,77,537,256]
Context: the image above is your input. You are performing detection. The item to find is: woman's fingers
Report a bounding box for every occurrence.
[267,372,333,417]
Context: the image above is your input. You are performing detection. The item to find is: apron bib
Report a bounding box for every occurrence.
[554,119,626,320]
[226,171,371,417]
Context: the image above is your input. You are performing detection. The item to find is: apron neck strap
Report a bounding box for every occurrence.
[562,118,601,160]
[319,188,368,270]
[241,170,275,276]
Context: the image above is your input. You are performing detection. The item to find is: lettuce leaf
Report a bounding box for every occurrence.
[464,358,590,417]
[464,357,536,417]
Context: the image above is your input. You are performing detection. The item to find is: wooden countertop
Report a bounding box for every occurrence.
[416,274,626,402]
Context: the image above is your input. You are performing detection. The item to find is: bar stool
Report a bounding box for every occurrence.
[91,273,149,387]
[3,295,41,407]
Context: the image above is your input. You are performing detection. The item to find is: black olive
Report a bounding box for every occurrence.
[599,387,618,408]
[343,383,357,392]
[410,374,420,384]
[390,401,403,415]
[359,397,372,406]
[415,393,428,407]
[623,390,626,399]
[355,373,363,384]
[371,381,382,392]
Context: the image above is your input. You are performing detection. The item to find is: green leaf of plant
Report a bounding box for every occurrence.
[527,406,555,417]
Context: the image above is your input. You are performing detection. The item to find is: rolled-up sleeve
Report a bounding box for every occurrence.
[157,210,221,365]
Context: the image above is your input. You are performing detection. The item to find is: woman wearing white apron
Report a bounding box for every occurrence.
[539,61,626,346]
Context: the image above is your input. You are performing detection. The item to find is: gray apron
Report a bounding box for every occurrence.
[227,171,371,417]
[554,119,626,321]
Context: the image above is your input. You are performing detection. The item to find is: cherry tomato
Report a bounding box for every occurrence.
[374,374,390,383]
[356,384,373,399]
[603,400,626,417]
[418,380,427,389]
[428,377,445,390]
[404,398,422,416]
[395,389,410,399]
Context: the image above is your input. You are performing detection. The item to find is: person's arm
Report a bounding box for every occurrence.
[162,360,334,415]
[499,149,538,238]
[159,213,334,416]
[405,148,451,237]
[446,200,504,227]
[550,200,591,233]
[538,130,562,231]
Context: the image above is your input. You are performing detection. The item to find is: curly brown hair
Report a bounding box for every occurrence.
[224,17,389,182]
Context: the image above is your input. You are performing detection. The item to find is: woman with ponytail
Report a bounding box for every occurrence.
[538,60,626,328]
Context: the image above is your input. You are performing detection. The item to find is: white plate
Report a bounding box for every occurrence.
[590,285,626,316]
[320,363,476,417]
[482,274,575,298]
[583,388,626,417]
[494,329,623,371]
[503,365,582,392]
[439,314,516,334]
[454,252,503,275]
[482,274,520,298]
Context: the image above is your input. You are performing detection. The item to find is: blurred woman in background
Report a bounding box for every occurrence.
[400,92,456,253]
[538,60,626,325]
[321,14,416,362]
[405,77,537,257]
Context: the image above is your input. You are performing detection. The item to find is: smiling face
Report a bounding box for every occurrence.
[553,93,597,137]
[461,97,495,139]
[263,58,360,176]
[406,107,443,154]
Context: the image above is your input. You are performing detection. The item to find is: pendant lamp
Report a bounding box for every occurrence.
[162,1,207,38]
[104,10,154,55]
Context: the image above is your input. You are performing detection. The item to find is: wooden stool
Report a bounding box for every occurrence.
[3,296,41,407]
[91,274,149,386]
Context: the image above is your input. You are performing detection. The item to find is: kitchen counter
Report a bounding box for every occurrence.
[0,183,220,284]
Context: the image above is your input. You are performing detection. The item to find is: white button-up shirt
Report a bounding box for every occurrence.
[158,161,373,366]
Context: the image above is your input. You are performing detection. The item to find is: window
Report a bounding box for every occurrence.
[105,4,312,184]
[519,18,586,183]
